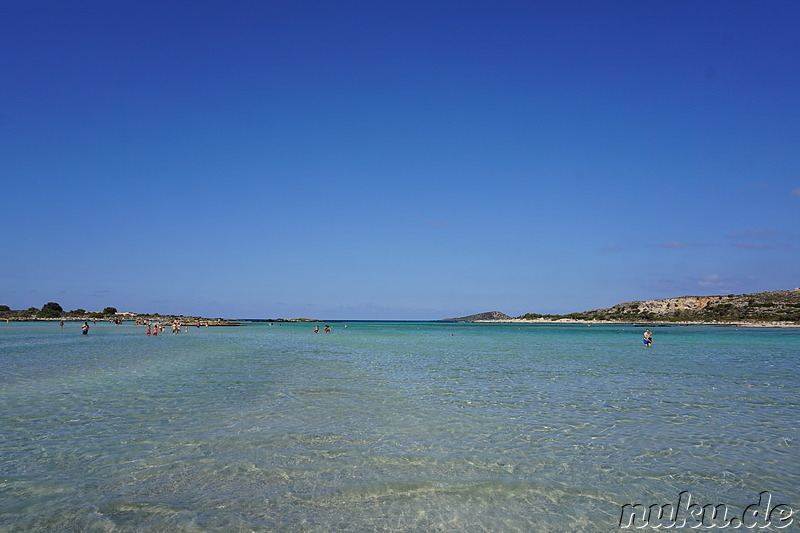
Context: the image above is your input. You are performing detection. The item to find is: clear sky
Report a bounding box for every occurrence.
[1,1,798,320]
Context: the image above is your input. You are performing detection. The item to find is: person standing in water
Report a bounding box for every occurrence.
[81,322,90,335]
[643,329,652,346]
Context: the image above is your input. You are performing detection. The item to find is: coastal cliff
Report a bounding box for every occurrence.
[485,289,800,325]
[585,288,800,323]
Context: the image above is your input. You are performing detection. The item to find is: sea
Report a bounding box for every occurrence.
[1,320,798,532]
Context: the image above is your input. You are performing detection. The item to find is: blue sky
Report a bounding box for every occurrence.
[1,1,798,319]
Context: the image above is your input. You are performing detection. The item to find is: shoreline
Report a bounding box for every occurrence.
[5,317,797,328]
[469,318,800,328]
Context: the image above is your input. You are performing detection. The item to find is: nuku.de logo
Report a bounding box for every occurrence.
[619,491,794,529]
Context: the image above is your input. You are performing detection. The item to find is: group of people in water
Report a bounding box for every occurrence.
[60,320,93,334]
[312,323,350,333]
[68,320,656,345]
[145,320,195,335]
[69,318,209,336]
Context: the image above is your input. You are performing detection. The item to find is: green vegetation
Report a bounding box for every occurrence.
[0,302,117,320]
[516,289,800,324]
[38,302,64,318]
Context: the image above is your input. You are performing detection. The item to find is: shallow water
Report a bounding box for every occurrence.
[1,321,798,531]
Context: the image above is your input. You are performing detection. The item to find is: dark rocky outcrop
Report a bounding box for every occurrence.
[442,311,512,322]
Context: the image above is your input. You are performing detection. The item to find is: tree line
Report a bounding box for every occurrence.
[0,302,118,319]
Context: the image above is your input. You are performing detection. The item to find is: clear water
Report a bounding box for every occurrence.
[1,321,798,532]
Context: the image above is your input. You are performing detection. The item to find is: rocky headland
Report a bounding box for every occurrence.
[468,288,800,326]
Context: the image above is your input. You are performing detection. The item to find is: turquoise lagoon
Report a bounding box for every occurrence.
[1,321,798,531]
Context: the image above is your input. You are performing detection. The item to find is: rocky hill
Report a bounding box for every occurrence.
[442,311,512,322]
[585,288,800,323]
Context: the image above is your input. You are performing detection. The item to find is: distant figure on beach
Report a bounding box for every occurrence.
[59,320,64,328]
[314,325,319,334]
[81,322,89,335]
[643,329,652,347]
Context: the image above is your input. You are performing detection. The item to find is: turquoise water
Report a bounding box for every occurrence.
[1,321,798,532]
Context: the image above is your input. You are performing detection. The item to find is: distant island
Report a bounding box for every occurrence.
[442,311,513,322]
[449,288,800,326]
